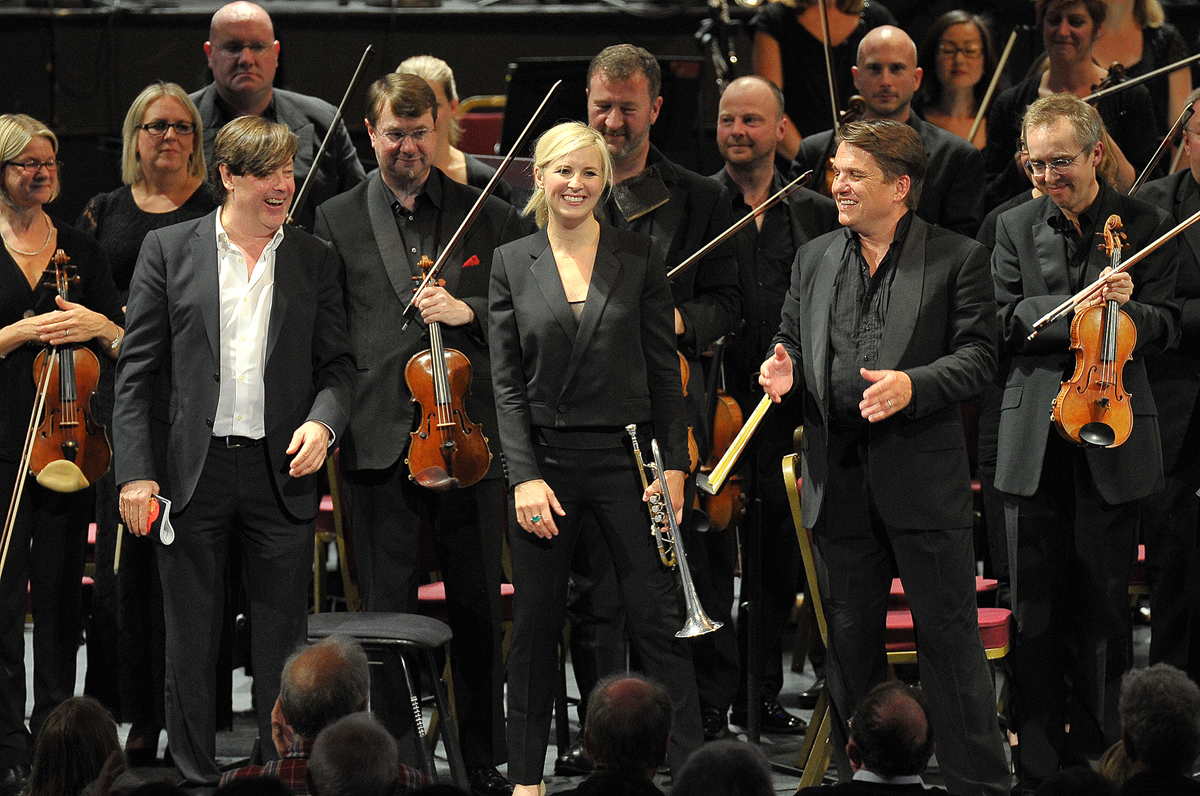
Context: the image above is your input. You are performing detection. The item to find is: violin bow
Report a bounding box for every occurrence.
[287,45,376,227]
[1129,104,1195,197]
[968,29,1018,147]
[817,0,840,134]
[400,80,563,331]
[1029,206,1200,338]
[667,170,813,282]
[1084,52,1200,104]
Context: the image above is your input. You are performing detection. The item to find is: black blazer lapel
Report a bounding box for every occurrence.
[810,235,843,408]
[192,218,221,366]
[436,177,467,297]
[366,174,419,307]
[265,234,295,366]
[1176,176,1200,267]
[1033,200,1069,295]
[879,218,926,369]
[564,239,621,398]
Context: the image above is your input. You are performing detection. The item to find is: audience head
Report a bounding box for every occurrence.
[366,72,439,192]
[525,121,612,229]
[670,739,773,796]
[1021,94,1103,217]
[846,681,935,777]
[583,673,673,778]
[122,81,206,186]
[0,113,60,208]
[717,76,787,173]
[1034,767,1119,796]
[1120,663,1200,775]
[307,712,399,796]
[27,696,121,796]
[125,783,190,796]
[205,2,279,111]
[587,45,663,169]
[917,11,996,110]
[834,119,927,218]
[1098,739,1135,789]
[853,26,922,121]
[397,55,461,148]
[280,634,371,741]
[210,115,297,213]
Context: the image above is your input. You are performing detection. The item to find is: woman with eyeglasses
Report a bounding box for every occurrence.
[75,82,215,767]
[983,0,1158,209]
[916,11,1000,149]
[0,113,123,796]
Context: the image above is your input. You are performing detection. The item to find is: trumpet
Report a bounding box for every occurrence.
[626,425,723,638]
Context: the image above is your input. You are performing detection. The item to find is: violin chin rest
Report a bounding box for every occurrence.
[36,461,90,493]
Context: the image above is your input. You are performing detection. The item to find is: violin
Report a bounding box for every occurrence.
[403,256,491,490]
[1051,215,1135,448]
[1090,62,1127,99]
[679,352,702,474]
[699,338,744,532]
[29,249,112,492]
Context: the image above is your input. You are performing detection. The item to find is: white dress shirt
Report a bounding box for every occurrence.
[211,213,283,439]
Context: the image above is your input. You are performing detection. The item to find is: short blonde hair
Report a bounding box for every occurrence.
[210,115,297,205]
[524,122,613,229]
[397,55,461,147]
[121,82,207,186]
[0,114,60,208]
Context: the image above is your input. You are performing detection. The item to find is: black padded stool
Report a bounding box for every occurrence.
[307,612,467,787]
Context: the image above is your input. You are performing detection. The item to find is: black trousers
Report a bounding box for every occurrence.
[1005,432,1137,784]
[344,461,506,768]
[0,462,90,769]
[159,442,311,786]
[506,440,702,785]
[815,431,1010,796]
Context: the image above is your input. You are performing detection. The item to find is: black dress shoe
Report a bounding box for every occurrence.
[702,707,731,741]
[554,739,593,776]
[0,764,30,796]
[467,765,514,796]
[731,698,809,734]
[797,678,825,709]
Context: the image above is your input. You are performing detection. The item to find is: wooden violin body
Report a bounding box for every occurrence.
[1052,302,1135,447]
[1051,215,1135,448]
[403,256,491,491]
[700,389,745,531]
[29,250,111,492]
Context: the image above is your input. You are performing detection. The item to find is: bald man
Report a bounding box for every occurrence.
[791,25,985,236]
[190,1,365,229]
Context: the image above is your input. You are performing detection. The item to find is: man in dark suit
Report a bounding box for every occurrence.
[991,93,1178,790]
[759,119,1010,796]
[711,75,839,739]
[312,72,524,796]
[799,682,948,796]
[190,1,366,231]
[791,25,985,237]
[115,116,355,786]
[1130,87,1200,683]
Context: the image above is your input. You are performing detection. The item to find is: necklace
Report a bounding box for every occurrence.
[0,213,52,257]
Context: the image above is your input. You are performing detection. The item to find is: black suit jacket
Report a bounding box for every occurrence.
[114,211,355,520]
[489,223,689,486]
[792,112,986,237]
[313,169,525,475]
[1136,169,1200,471]
[774,214,997,530]
[991,182,1179,502]
[799,779,948,796]
[191,85,367,231]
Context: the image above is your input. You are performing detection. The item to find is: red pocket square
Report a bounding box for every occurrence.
[462,255,480,269]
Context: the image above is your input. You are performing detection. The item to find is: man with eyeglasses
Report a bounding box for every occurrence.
[991,93,1179,791]
[1130,86,1200,686]
[190,1,365,231]
[312,73,524,796]
[791,25,986,236]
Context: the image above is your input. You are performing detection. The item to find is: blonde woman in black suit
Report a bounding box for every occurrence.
[489,122,704,795]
